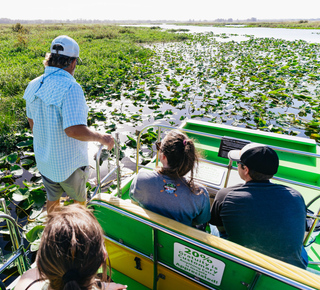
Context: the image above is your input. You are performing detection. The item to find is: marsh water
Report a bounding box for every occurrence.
[135,23,320,43]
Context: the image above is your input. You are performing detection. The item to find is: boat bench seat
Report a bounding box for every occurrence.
[90,193,320,289]
[187,123,320,188]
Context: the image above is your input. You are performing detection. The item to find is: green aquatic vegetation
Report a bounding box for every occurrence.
[116,33,319,142]
[1,27,320,252]
[0,141,46,250]
[0,24,192,155]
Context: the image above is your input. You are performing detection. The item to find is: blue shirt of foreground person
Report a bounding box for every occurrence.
[23,35,114,213]
[210,143,308,269]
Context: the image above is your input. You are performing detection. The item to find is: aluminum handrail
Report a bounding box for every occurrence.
[0,199,30,275]
[136,124,320,191]
[135,124,320,171]
[304,208,320,249]
[134,123,320,252]
[91,133,121,200]
[135,123,320,173]
[0,249,28,274]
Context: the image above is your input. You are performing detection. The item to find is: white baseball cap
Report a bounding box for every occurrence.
[50,35,80,58]
[228,143,279,175]
[228,142,264,162]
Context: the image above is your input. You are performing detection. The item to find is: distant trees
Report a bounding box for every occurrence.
[0,18,12,23]
[215,18,233,22]
[214,17,257,23]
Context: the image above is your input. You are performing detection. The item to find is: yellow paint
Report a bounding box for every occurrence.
[105,240,207,290]
[105,241,153,289]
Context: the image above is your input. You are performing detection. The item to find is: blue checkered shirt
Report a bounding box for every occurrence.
[23,67,89,182]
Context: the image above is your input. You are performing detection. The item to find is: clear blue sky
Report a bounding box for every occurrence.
[2,0,319,21]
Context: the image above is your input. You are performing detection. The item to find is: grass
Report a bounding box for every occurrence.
[243,21,320,29]
[0,24,191,155]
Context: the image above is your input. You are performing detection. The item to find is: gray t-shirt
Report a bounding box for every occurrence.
[211,180,307,268]
[130,170,211,227]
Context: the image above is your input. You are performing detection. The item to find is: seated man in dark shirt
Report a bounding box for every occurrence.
[210,143,308,269]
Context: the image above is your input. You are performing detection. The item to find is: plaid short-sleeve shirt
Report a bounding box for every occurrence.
[23,67,89,182]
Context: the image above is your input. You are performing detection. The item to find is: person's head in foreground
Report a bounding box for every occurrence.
[34,204,126,290]
[228,143,279,181]
[157,130,199,190]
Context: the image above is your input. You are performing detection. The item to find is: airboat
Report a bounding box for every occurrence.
[2,120,320,289]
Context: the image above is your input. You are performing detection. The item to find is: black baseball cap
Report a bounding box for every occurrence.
[228,143,279,175]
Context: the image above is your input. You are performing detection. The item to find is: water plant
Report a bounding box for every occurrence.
[1,26,320,280]
[0,24,192,156]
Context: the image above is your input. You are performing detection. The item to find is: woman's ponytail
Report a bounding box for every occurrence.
[159,130,199,193]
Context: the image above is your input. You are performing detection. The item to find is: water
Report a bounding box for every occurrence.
[131,23,320,43]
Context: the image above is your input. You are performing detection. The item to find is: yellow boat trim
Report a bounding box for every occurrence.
[106,240,208,290]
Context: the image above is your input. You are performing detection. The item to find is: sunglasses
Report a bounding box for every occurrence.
[237,161,245,167]
[156,142,161,151]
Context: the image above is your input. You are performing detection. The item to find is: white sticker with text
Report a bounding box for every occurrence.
[174,243,225,286]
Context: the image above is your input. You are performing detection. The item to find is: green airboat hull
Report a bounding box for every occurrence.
[88,120,320,290]
[4,120,320,289]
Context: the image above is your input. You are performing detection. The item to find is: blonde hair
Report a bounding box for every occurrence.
[37,204,110,290]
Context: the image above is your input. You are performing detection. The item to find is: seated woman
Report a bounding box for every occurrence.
[130,130,211,227]
[15,204,127,290]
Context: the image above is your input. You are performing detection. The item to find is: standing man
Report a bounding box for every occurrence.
[210,143,308,269]
[23,35,114,212]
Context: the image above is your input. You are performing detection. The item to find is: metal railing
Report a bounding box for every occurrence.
[90,199,316,290]
[0,198,30,276]
[134,124,320,258]
[91,133,122,199]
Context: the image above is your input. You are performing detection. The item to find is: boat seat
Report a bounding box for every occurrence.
[91,193,320,289]
[184,120,320,188]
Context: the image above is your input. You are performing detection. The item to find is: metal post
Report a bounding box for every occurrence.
[0,198,29,275]
[304,207,320,246]
[0,199,19,251]
[223,159,233,188]
[95,145,103,200]
[115,133,122,198]
[155,126,161,167]
[135,131,142,173]
[152,228,158,290]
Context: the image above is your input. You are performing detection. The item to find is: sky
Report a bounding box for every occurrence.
[1,0,319,21]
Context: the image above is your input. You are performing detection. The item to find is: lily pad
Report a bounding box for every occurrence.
[10,165,23,176]
[7,153,18,164]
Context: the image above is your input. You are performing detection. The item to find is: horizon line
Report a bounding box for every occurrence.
[1,17,320,24]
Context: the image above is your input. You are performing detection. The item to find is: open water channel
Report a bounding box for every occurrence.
[136,23,320,43]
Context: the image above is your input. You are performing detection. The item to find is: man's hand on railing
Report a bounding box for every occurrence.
[99,133,114,150]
